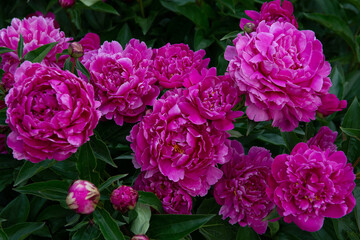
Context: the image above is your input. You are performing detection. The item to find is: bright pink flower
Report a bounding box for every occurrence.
[225,21,334,131]
[317,93,347,116]
[128,89,230,197]
[131,235,149,240]
[26,11,60,28]
[110,185,139,213]
[66,180,100,214]
[59,0,75,8]
[152,43,209,89]
[1,72,14,90]
[82,40,159,126]
[0,16,72,86]
[240,0,298,30]
[214,140,274,234]
[79,33,100,53]
[5,62,101,163]
[182,67,243,131]
[134,171,193,214]
[307,126,338,153]
[267,142,355,232]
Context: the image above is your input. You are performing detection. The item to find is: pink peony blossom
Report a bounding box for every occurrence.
[0,16,72,86]
[214,140,274,234]
[110,185,139,213]
[79,33,100,53]
[26,11,60,28]
[59,0,75,8]
[307,126,338,153]
[182,67,243,131]
[131,235,149,240]
[128,89,230,197]
[225,21,336,131]
[82,40,159,126]
[267,142,356,232]
[240,0,298,30]
[5,61,101,163]
[66,180,100,214]
[317,93,347,116]
[134,171,193,214]
[151,43,209,89]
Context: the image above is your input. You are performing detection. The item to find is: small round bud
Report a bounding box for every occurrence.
[243,22,256,34]
[131,235,149,240]
[110,185,139,213]
[68,42,84,58]
[66,180,100,214]
[59,0,76,8]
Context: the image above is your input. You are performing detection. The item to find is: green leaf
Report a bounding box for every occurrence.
[17,34,24,60]
[71,223,100,240]
[0,228,8,240]
[76,142,99,185]
[281,131,301,152]
[194,30,214,51]
[236,226,260,240]
[0,195,30,227]
[344,71,360,101]
[148,214,215,240]
[56,48,69,62]
[79,0,101,6]
[63,57,74,72]
[134,11,157,35]
[262,207,280,222]
[14,160,56,187]
[117,24,132,47]
[220,31,241,41]
[138,191,164,214]
[76,59,91,82]
[0,47,14,55]
[89,1,119,15]
[130,203,151,235]
[257,133,286,146]
[93,208,125,240]
[98,174,128,192]
[3,222,45,240]
[354,187,360,232]
[23,42,58,63]
[342,97,360,129]
[90,135,117,168]
[15,180,69,202]
[340,127,360,141]
[37,205,73,221]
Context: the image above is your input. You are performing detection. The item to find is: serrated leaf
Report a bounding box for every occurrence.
[138,191,164,214]
[93,208,125,240]
[3,222,45,240]
[23,42,58,63]
[17,34,24,60]
[0,47,14,55]
[15,180,69,202]
[14,160,56,187]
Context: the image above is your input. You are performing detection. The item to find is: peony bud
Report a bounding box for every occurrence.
[68,42,84,58]
[131,235,149,240]
[243,22,256,34]
[110,185,139,213]
[66,180,100,214]
[59,0,76,8]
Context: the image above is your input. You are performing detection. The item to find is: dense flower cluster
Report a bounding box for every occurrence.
[5,62,101,162]
[214,140,274,234]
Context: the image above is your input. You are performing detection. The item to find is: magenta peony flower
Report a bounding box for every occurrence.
[225,21,336,131]
[134,171,193,214]
[66,180,100,214]
[0,16,72,86]
[5,61,101,163]
[82,40,159,126]
[182,67,243,131]
[25,11,60,28]
[131,235,149,240]
[59,0,75,8]
[79,33,100,53]
[317,93,347,116]
[307,126,338,153]
[240,0,298,30]
[267,142,356,232]
[214,140,274,234]
[128,89,230,197]
[151,43,209,89]
[110,185,139,213]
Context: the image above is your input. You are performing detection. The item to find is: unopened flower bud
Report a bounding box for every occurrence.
[59,0,76,8]
[66,180,100,214]
[68,42,84,58]
[110,185,139,213]
[243,22,256,34]
[131,235,149,240]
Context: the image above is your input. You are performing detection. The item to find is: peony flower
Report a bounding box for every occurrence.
[240,0,298,30]
[25,11,60,29]
[110,185,139,213]
[225,21,336,131]
[5,61,101,163]
[151,43,209,89]
[267,142,356,232]
[59,0,75,8]
[134,171,193,214]
[182,67,243,131]
[307,126,338,153]
[68,42,84,58]
[131,235,149,240]
[0,16,72,86]
[79,33,100,53]
[128,89,230,197]
[66,180,100,214]
[82,40,159,126]
[214,140,274,234]
[317,93,347,116]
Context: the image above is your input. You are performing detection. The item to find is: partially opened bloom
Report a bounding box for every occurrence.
[6,61,101,162]
[134,171,193,214]
[307,126,338,153]
[214,140,274,234]
[240,0,298,30]
[225,21,338,131]
[110,185,139,213]
[59,0,75,8]
[267,142,355,232]
[317,93,347,116]
[152,43,209,89]
[66,180,100,214]
[128,89,230,196]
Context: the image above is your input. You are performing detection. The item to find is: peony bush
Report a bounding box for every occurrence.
[0,0,359,240]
